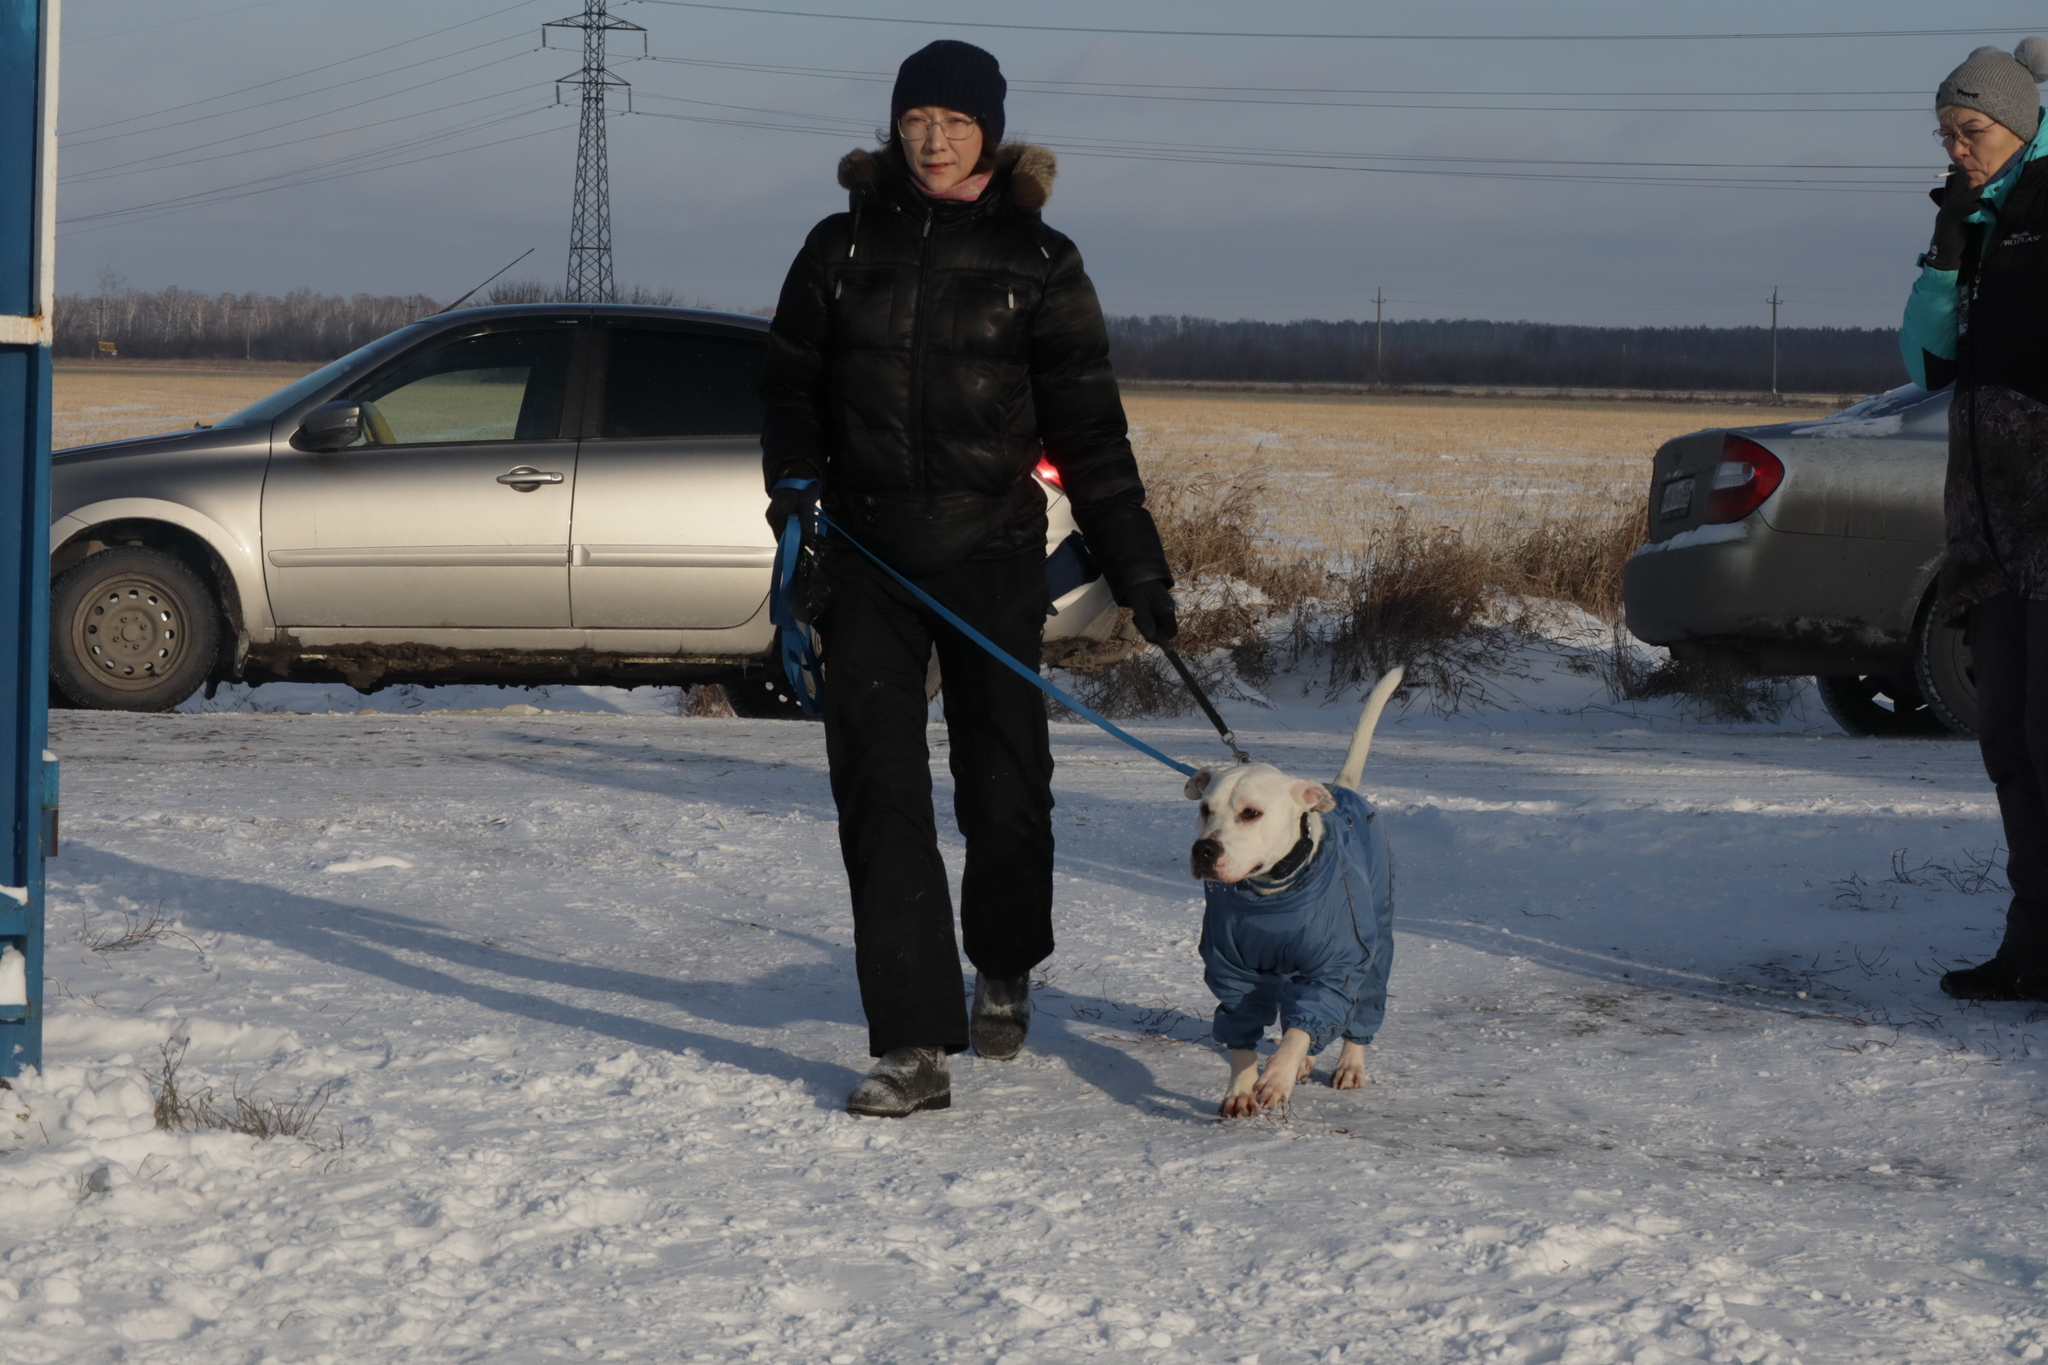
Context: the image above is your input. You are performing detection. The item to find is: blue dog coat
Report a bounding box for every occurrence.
[1199,786,1394,1054]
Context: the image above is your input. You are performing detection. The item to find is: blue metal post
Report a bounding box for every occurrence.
[0,0,58,1078]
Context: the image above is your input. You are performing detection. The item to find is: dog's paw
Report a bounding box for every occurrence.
[1251,1070,1297,1112]
[1218,1090,1263,1118]
[1296,1056,1315,1084]
[1329,1043,1367,1090]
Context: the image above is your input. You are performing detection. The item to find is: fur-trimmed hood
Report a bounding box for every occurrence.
[837,141,1056,212]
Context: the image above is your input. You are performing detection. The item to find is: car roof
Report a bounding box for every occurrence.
[431,303,770,332]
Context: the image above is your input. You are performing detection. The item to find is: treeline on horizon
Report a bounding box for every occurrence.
[1105,315,1908,394]
[52,284,1910,394]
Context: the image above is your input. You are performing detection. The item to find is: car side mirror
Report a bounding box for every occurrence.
[291,399,364,452]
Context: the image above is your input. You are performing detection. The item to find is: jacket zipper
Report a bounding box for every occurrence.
[908,208,934,490]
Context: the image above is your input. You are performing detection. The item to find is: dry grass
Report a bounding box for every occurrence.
[81,906,193,954]
[1123,387,1832,552]
[53,358,315,449]
[151,1040,338,1145]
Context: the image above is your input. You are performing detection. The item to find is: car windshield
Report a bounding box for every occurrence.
[210,324,432,430]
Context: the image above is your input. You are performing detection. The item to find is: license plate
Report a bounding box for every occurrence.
[1659,476,1695,519]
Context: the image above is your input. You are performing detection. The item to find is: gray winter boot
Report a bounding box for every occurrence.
[847,1047,951,1117]
[970,972,1032,1060]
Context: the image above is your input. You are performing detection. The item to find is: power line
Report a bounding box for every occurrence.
[60,0,548,139]
[629,107,1924,192]
[640,56,1933,99]
[62,81,540,186]
[626,95,1927,174]
[70,0,302,46]
[64,34,540,150]
[631,3,2033,43]
[640,55,1926,113]
[58,106,564,231]
[57,119,573,237]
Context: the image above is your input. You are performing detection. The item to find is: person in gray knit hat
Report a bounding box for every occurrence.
[1899,38,2048,1002]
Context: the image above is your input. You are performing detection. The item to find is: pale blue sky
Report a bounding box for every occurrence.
[49,0,2047,328]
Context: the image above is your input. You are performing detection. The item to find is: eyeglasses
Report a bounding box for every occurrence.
[898,114,979,142]
[1935,121,2001,146]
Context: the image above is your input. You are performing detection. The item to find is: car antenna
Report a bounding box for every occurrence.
[426,247,536,317]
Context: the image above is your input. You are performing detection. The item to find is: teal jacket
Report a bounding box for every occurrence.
[1900,113,2048,388]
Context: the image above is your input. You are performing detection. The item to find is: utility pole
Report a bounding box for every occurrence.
[1768,286,1781,398]
[1374,287,1384,387]
[545,2,644,303]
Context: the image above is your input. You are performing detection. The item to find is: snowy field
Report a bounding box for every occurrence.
[6,648,2048,1365]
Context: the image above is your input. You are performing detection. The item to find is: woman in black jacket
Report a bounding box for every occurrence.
[1899,39,2048,1000]
[760,40,1177,1115]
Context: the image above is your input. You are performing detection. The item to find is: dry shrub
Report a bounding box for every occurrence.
[1059,464,1322,716]
[681,684,737,718]
[1593,626,1791,723]
[1499,497,1644,621]
[152,1040,338,1145]
[1325,512,1529,713]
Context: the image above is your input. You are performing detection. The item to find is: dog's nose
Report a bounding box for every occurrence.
[1190,837,1222,879]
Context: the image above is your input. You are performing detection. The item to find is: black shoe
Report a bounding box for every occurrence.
[1940,955,2048,1001]
[970,972,1032,1060]
[847,1047,951,1117]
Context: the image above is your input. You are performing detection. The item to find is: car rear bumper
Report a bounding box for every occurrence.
[1623,519,1936,675]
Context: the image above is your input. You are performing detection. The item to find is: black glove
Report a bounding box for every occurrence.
[1926,164,1986,271]
[1125,580,1178,646]
[765,482,818,538]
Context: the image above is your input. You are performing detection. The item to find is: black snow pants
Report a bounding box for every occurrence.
[817,542,1056,1056]
[1968,592,2048,960]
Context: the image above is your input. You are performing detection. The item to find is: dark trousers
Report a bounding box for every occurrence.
[818,544,1056,1056]
[1968,592,2048,959]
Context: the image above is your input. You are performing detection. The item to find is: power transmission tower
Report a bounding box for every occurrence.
[1767,286,1781,398]
[545,3,644,303]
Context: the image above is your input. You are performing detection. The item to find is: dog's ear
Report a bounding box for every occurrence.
[1183,768,1214,800]
[1295,781,1336,813]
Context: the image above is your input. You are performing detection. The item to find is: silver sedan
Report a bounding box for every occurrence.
[49,304,1127,713]
[1622,384,1973,737]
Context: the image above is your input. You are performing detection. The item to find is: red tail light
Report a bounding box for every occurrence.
[1703,435,1784,524]
[1033,456,1063,489]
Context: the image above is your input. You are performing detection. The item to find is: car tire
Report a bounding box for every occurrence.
[1913,603,1978,738]
[50,546,221,712]
[1814,673,1948,738]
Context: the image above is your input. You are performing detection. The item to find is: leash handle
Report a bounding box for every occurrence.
[1161,645,1252,765]
[816,511,1200,778]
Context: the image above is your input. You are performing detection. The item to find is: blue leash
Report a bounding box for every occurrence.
[770,479,1200,778]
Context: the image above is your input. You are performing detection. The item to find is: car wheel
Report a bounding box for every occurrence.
[1814,673,1947,737]
[1913,606,1978,737]
[50,547,220,712]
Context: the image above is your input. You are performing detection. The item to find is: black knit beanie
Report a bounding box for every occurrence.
[891,40,1006,148]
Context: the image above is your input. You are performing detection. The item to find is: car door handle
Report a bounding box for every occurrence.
[497,466,565,490]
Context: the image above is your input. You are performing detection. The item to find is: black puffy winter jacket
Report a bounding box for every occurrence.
[760,142,1170,595]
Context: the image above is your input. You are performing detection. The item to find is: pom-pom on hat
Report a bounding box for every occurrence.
[890,40,1006,149]
[1937,38,2048,141]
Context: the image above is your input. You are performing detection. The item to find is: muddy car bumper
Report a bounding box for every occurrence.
[1623,519,1935,675]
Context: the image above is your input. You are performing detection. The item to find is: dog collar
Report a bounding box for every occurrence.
[1263,814,1316,882]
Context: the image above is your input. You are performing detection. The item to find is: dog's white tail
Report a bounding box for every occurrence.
[1335,666,1406,792]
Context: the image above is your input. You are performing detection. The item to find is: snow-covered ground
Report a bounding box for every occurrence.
[6,647,2048,1365]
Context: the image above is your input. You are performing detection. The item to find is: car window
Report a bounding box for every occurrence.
[213,323,433,430]
[348,328,573,445]
[600,329,765,438]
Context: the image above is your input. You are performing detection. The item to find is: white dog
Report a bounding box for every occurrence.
[1187,669,1402,1117]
